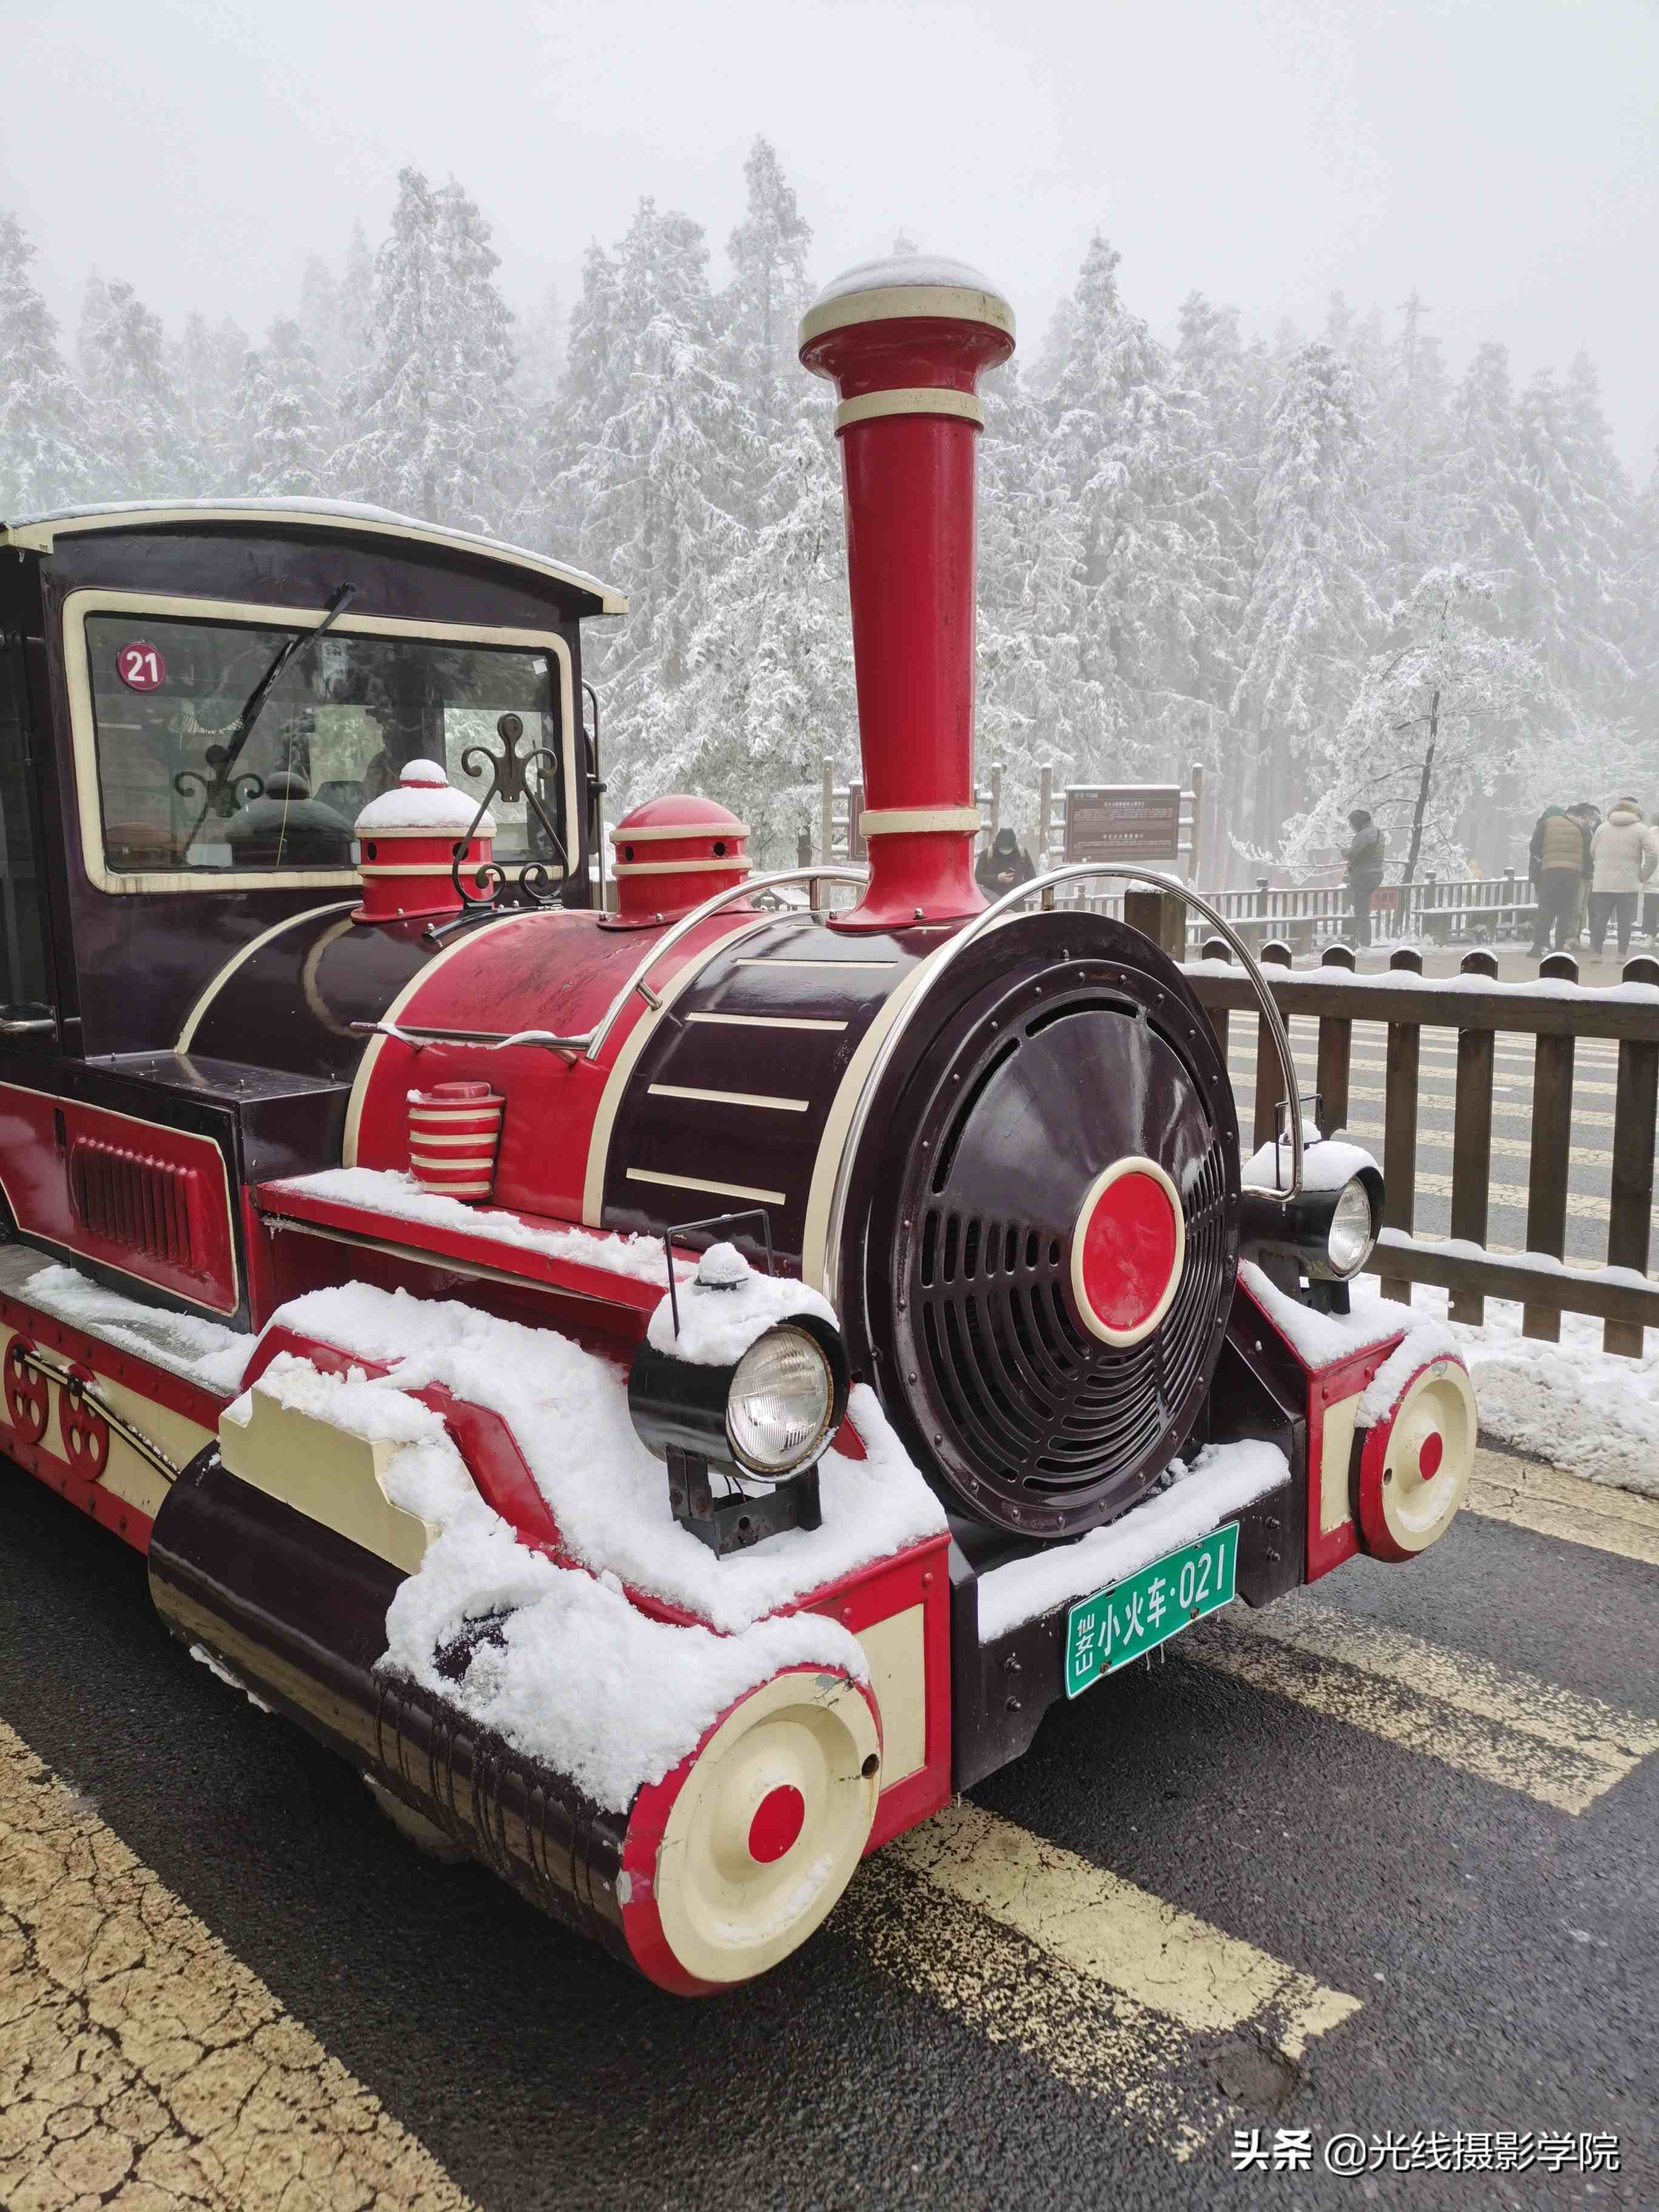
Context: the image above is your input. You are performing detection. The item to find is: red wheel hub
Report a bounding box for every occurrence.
[1417,1430,1444,1480]
[747,1785,806,1865]
[1071,1161,1184,1345]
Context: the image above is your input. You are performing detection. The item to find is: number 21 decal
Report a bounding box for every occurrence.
[117,642,166,692]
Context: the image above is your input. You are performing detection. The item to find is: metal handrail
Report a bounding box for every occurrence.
[352,866,871,1064]
[580,866,869,1064]
[818,862,1306,1303]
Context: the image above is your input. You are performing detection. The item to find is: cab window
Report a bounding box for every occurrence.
[82,612,565,876]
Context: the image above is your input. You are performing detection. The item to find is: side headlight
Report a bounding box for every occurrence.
[1239,1162,1383,1284]
[726,1326,837,1476]
[1326,1176,1379,1279]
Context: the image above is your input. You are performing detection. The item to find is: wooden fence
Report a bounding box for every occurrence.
[1188,939,1659,1357]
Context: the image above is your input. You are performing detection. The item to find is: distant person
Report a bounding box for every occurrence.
[1643,805,1659,945]
[1565,802,1601,946]
[1527,803,1590,956]
[976,825,1036,897]
[1344,809,1386,948]
[1587,797,1655,961]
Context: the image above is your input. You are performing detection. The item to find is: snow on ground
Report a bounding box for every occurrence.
[239,1350,864,1811]
[1379,1279,1659,1496]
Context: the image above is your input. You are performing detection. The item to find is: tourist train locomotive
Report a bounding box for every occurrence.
[0,258,1475,1991]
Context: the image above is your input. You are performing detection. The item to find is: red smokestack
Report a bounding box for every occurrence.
[799,258,1015,933]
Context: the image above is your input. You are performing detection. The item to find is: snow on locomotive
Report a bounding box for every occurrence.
[0,258,1475,1992]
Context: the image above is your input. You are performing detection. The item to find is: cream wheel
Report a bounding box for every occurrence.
[649,1667,880,1986]
[1358,1356,1476,1560]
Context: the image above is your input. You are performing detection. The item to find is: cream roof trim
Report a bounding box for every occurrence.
[1,502,627,616]
[799,284,1016,350]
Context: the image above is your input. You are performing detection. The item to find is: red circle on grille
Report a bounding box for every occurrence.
[1074,1165,1181,1340]
[747,1785,806,1865]
[1418,1430,1444,1480]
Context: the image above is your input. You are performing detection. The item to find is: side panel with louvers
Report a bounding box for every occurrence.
[69,1139,199,1271]
[0,1079,240,1316]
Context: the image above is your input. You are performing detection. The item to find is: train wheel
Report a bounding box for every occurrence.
[1356,1356,1476,1561]
[622,1665,881,1992]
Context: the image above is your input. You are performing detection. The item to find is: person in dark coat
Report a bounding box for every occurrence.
[976,825,1036,897]
[1527,805,1591,956]
[1344,809,1387,948]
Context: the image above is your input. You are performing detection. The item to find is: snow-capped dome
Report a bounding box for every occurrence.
[354,760,495,838]
[808,255,1010,312]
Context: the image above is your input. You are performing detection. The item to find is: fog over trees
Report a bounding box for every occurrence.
[1,139,1652,879]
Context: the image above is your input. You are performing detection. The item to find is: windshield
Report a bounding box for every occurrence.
[82,611,565,876]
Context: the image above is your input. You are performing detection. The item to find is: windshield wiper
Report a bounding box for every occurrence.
[218,580,360,781]
[179,582,359,843]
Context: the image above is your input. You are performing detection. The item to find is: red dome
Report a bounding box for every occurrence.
[606,796,751,928]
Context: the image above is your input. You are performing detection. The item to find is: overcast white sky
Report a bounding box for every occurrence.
[4,0,1655,466]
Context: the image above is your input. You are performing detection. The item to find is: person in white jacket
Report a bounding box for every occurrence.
[1588,798,1656,960]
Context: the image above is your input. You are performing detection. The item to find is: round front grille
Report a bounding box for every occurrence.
[871,948,1238,1537]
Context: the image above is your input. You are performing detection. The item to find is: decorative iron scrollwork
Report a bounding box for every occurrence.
[174,743,264,823]
[450,711,570,915]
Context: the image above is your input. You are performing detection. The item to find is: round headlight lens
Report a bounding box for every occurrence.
[1327,1178,1376,1277]
[726,1326,836,1476]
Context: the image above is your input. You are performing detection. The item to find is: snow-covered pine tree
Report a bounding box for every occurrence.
[518,240,625,555]
[0,210,101,516]
[337,168,519,533]
[1232,340,1382,847]
[560,199,744,810]
[238,316,331,497]
[976,360,1093,845]
[78,272,200,499]
[176,312,250,491]
[643,395,854,865]
[1372,292,1456,598]
[1045,235,1232,788]
[720,136,813,494]
[1278,565,1543,888]
[1512,354,1634,729]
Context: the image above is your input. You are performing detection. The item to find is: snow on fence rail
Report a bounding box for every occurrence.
[1189,940,1659,1359]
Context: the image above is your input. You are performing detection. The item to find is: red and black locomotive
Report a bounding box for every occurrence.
[0,258,1475,1991]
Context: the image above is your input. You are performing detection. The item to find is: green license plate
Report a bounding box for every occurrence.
[1065,1523,1239,1697]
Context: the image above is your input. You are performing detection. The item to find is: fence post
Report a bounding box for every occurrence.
[988,764,1002,839]
[1188,763,1204,882]
[1253,940,1294,1150]
[820,756,834,864]
[1378,946,1423,1305]
[1604,954,1659,1355]
[1316,943,1355,1134]
[1199,935,1231,1059]
[1522,951,1578,1341]
[1449,948,1499,1326]
[1037,765,1053,869]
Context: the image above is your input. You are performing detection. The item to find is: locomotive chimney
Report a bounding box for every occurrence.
[799,258,1014,933]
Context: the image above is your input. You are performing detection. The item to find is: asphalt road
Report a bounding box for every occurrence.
[4,1445,1655,2212]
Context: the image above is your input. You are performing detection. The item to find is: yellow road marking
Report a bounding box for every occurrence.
[1467,1449,1659,1567]
[0,1717,474,2211]
[845,1801,1360,2160]
[1190,1598,1659,1815]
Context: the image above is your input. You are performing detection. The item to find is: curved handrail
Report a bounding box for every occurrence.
[818,862,1305,1302]
[580,865,870,1064]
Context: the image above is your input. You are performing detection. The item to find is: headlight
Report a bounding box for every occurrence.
[1327,1178,1377,1278]
[726,1326,836,1476]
